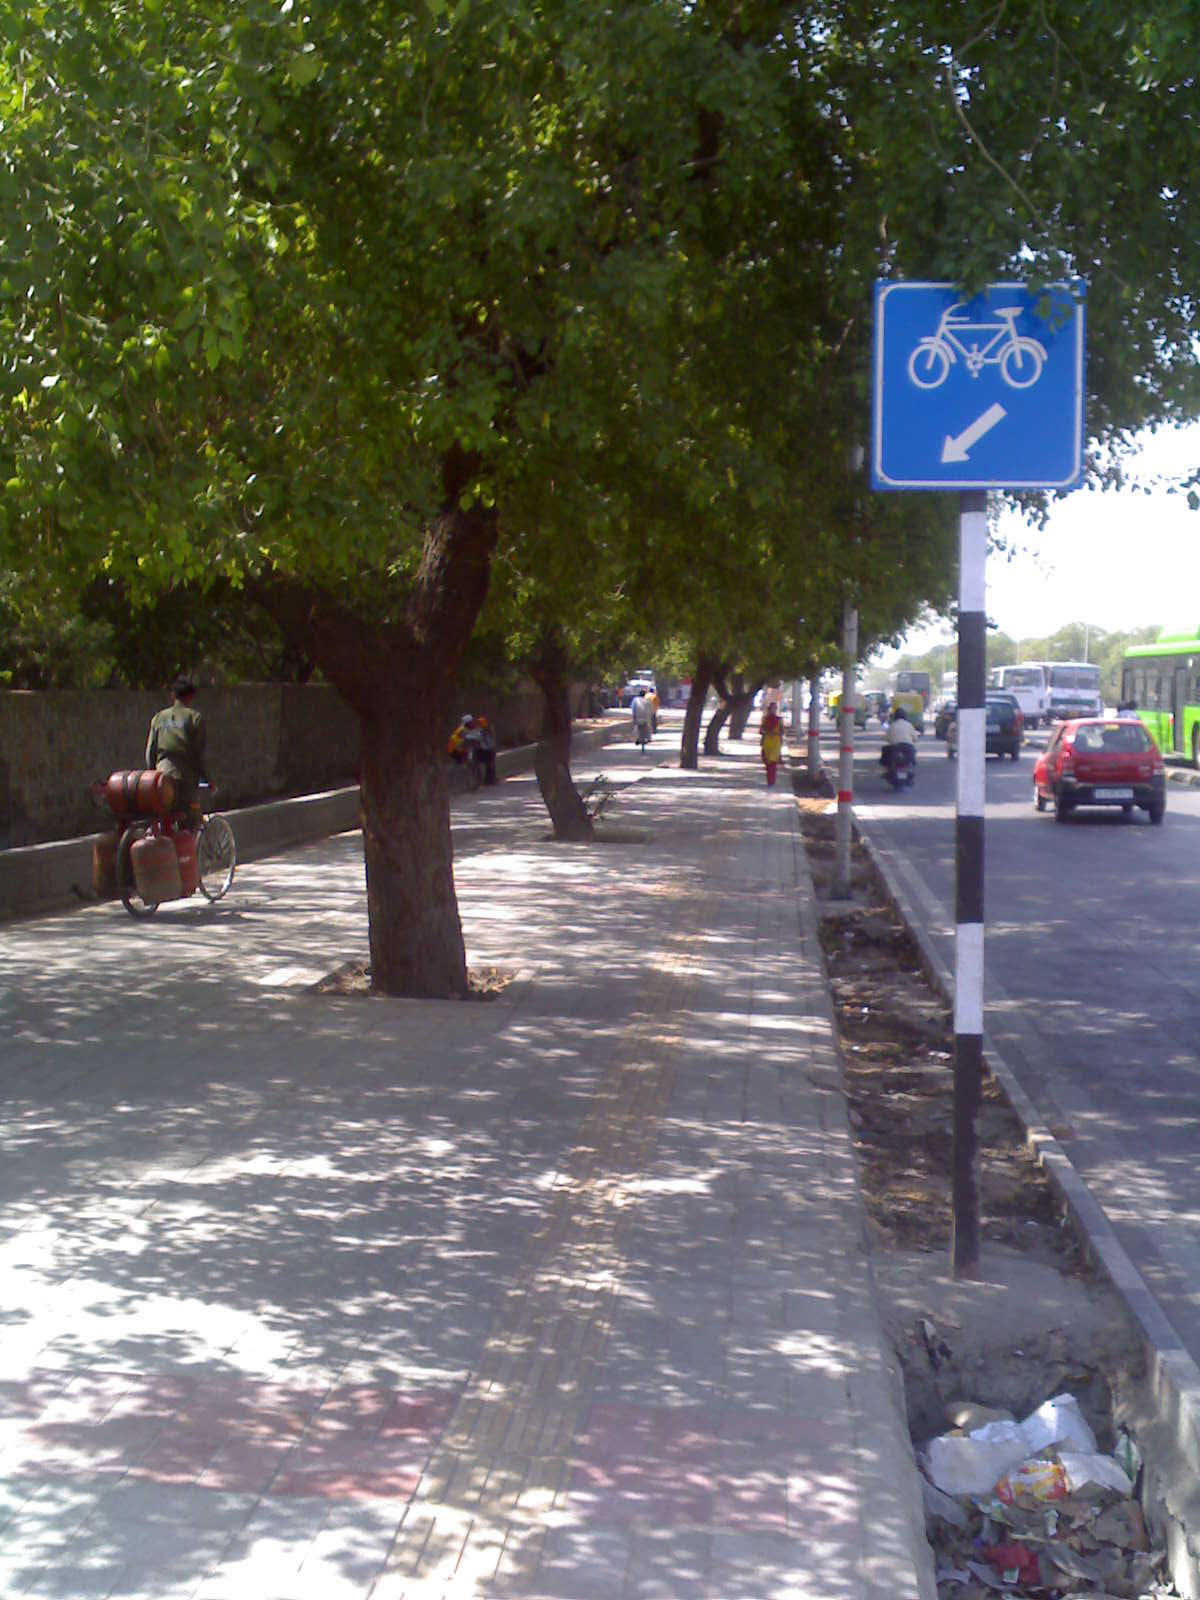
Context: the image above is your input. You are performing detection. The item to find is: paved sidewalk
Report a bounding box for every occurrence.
[0,735,934,1600]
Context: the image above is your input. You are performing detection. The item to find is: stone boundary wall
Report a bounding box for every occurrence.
[0,680,586,850]
[0,718,624,923]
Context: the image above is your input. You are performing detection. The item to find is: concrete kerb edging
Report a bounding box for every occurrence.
[788,759,940,1600]
[852,799,1200,1596]
[0,718,627,924]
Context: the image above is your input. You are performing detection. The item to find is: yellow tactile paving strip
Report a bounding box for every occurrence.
[377,886,705,1598]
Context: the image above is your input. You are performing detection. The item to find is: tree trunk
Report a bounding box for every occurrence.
[531,633,594,842]
[681,654,716,769]
[360,707,468,995]
[703,699,731,754]
[729,680,762,739]
[250,451,497,998]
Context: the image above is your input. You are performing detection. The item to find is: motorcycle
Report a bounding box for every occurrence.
[881,741,917,791]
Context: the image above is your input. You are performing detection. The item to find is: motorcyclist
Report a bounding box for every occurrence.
[881,705,917,777]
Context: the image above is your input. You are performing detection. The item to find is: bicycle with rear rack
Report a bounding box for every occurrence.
[91,771,236,919]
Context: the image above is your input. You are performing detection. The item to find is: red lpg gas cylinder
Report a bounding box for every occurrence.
[91,838,118,902]
[92,831,119,899]
[173,830,199,898]
[131,834,183,903]
[105,770,177,817]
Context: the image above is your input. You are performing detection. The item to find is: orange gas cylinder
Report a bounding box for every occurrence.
[173,830,199,897]
[92,831,119,899]
[105,770,177,817]
[131,834,183,903]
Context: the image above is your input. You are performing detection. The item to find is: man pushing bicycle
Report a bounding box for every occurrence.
[145,677,211,817]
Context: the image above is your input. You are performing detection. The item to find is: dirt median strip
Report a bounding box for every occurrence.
[801,761,1200,1597]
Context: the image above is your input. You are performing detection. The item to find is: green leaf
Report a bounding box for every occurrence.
[288,48,321,87]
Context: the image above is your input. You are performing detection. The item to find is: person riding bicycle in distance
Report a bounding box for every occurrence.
[881,704,917,775]
[146,676,211,818]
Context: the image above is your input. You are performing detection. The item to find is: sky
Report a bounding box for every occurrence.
[877,420,1200,662]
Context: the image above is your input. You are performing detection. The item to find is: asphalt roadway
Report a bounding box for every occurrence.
[848,721,1200,1370]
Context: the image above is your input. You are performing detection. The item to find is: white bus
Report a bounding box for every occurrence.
[1030,661,1103,721]
[988,664,1049,726]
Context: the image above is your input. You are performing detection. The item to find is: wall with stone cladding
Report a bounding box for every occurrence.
[0,679,591,848]
[0,685,359,848]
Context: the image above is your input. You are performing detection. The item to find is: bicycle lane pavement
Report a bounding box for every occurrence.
[0,740,933,1600]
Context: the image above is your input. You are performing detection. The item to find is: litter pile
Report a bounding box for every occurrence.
[921,1392,1176,1597]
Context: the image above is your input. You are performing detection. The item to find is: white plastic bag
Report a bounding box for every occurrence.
[926,1420,1030,1496]
[926,1392,1099,1498]
[1019,1393,1097,1456]
[1058,1451,1134,1496]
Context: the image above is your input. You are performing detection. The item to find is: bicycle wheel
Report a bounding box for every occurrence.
[115,826,159,920]
[907,341,950,389]
[1001,339,1045,388]
[196,814,237,901]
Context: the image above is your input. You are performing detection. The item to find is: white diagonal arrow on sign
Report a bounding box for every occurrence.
[941,402,1007,463]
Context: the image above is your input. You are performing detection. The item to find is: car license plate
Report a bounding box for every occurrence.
[1094,787,1133,800]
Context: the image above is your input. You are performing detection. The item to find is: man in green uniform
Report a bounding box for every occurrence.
[145,677,210,812]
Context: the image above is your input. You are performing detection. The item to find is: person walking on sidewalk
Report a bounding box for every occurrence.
[760,699,784,786]
[631,687,654,751]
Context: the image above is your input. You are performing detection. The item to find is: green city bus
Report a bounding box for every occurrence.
[1121,628,1200,766]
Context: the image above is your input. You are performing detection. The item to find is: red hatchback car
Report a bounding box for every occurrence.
[1033,718,1166,824]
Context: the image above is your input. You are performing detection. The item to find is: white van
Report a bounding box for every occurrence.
[989,664,1049,726]
[1035,661,1103,721]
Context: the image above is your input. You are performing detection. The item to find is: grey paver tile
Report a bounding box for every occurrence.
[708,1528,858,1600]
[534,1525,632,1598]
[626,1528,711,1600]
[11,1557,131,1599]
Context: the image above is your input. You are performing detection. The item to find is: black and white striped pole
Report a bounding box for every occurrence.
[952,489,988,1277]
[872,278,1085,1279]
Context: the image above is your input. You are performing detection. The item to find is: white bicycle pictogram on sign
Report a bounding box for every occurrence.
[906,303,1048,391]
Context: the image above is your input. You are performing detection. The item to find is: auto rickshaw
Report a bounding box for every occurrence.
[889,689,926,733]
[828,689,868,729]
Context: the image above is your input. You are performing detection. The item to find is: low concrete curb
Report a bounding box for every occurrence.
[854,801,1200,1598]
[0,718,626,924]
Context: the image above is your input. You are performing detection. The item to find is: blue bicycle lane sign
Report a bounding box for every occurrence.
[871,281,1086,491]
